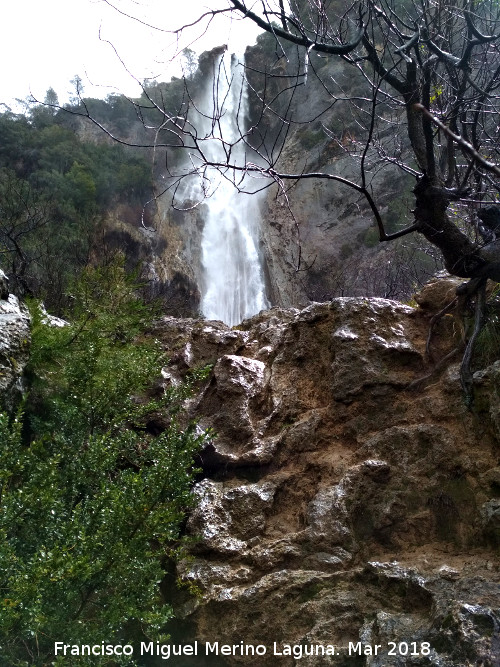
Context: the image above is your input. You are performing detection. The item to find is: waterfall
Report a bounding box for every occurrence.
[181,51,269,327]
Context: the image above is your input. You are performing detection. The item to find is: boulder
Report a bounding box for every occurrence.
[0,293,30,412]
[0,269,9,300]
[155,291,499,665]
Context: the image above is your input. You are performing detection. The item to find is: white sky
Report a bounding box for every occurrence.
[0,0,262,109]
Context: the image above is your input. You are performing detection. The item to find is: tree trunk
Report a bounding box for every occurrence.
[413,176,484,279]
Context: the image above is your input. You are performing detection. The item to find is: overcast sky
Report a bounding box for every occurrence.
[1,0,261,109]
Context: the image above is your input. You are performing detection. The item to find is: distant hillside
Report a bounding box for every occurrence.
[0,101,152,312]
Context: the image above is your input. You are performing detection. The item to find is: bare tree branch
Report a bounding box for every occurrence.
[415,103,500,179]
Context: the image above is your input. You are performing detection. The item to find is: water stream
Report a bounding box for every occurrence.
[182,51,269,326]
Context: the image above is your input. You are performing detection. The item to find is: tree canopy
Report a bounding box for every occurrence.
[0,106,152,311]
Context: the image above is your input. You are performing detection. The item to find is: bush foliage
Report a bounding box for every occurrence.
[0,259,208,666]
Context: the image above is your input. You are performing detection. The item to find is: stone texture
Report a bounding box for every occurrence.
[155,291,500,666]
[0,293,30,412]
[0,269,9,300]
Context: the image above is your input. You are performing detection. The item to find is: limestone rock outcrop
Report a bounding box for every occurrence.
[0,279,30,412]
[156,291,499,666]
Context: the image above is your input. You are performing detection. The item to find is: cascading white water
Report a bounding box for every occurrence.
[182,51,269,327]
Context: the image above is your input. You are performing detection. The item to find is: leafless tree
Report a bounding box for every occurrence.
[61,0,500,400]
[0,171,51,297]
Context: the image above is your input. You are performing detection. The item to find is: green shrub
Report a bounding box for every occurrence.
[298,128,324,150]
[363,226,379,248]
[0,258,208,665]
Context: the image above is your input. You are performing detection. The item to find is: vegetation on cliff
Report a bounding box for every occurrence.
[0,258,208,666]
[0,104,152,312]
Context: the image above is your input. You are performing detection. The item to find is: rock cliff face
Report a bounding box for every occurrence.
[0,273,30,412]
[155,277,499,666]
[244,40,438,308]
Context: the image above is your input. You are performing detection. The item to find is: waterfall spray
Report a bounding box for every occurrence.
[182,51,269,326]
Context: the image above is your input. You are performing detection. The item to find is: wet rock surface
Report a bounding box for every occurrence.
[156,293,499,666]
[0,291,30,412]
